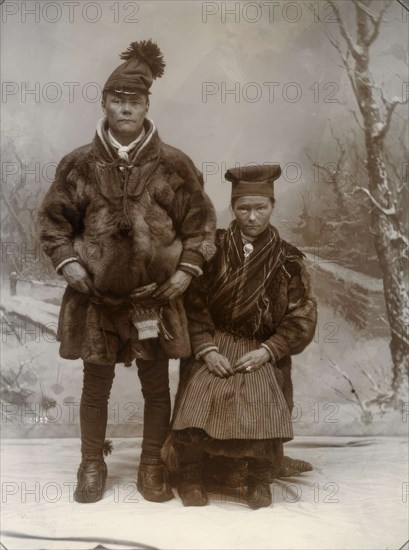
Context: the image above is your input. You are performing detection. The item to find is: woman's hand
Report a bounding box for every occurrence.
[61,261,94,294]
[234,347,271,373]
[203,350,234,378]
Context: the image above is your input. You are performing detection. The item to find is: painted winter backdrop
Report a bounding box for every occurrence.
[1,0,408,436]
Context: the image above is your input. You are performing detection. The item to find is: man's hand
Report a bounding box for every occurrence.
[61,261,94,294]
[203,350,234,378]
[152,270,192,301]
[234,348,271,373]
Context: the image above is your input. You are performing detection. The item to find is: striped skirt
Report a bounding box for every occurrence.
[172,330,293,441]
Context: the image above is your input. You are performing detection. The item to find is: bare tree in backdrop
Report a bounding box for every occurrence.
[324,0,408,402]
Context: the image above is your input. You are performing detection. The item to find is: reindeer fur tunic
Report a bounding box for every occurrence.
[37,119,216,365]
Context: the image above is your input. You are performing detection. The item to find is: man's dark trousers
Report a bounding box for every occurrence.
[80,358,171,459]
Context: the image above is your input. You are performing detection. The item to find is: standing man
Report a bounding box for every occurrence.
[37,40,216,504]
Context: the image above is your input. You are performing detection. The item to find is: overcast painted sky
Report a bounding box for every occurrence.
[2,0,408,215]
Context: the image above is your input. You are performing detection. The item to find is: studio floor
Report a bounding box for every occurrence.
[1,436,407,550]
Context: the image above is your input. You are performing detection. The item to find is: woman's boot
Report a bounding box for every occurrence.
[246,458,272,510]
[280,456,313,477]
[178,461,208,507]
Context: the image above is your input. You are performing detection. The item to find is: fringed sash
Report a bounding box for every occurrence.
[208,221,285,336]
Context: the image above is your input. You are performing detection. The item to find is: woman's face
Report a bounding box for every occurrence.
[233,195,274,238]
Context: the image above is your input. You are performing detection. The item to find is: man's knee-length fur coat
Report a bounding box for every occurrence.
[37,118,216,365]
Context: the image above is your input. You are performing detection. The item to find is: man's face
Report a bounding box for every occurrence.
[233,195,274,238]
[102,92,149,144]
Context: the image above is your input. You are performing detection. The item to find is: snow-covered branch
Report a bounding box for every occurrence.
[388,229,409,248]
[353,0,378,25]
[328,0,363,60]
[329,123,346,173]
[354,187,396,216]
[364,0,393,47]
[325,28,359,100]
[375,97,409,140]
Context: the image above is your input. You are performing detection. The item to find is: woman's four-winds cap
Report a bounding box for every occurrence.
[225,164,282,198]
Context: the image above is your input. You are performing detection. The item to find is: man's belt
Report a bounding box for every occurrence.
[90,282,172,341]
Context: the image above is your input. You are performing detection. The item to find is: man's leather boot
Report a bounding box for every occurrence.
[74,454,108,503]
[177,462,208,507]
[137,457,174,502]
[246,458,272,510]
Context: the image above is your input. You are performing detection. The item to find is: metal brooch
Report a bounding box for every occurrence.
[243,243,254,258]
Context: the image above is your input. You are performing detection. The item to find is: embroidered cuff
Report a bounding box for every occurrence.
[262,336,289,364]
[178,262,203,277]
[55,257,80,274]
[194,343,218,361]
[49,243,77,271]
[179,249,204,270]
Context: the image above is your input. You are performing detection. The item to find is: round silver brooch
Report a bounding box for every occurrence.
[243,243,254,258]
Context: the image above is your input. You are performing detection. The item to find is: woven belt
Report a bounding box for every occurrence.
[90,282,172,341]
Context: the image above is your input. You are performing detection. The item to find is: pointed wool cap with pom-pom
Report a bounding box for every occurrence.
[103,39,165,95]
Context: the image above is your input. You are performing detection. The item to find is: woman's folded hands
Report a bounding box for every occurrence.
[203,348,270,378]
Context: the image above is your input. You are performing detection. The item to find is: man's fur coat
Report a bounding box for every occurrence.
[37,118,216,365]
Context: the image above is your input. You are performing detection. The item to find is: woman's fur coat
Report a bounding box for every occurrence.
[162,230,317,485]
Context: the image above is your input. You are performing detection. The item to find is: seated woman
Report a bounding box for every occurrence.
[162,164,317,509]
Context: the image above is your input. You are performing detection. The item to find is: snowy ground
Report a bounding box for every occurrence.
[1,436,407,550]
